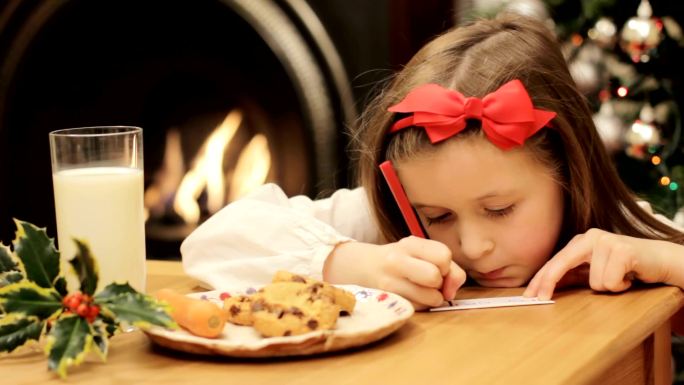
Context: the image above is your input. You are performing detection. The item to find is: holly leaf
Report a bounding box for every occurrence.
[98,292,176,329]
[0,243,19,273]
[0,281,63,320]
[45,315,92,379]
[53,276,68,297]
[94,282,137,302]
[0,315,44,353]
[0,271,24,288]
[69,239,99,296]
[12,220,61,290]
[90,322,109,361]
[100,315,118,337]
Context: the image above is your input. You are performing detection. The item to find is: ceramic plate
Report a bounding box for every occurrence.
[144,285,414,357]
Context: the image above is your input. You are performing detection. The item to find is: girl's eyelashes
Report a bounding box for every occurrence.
[425,213,452,226]
[423,204,515,225]
[485,205,515,218]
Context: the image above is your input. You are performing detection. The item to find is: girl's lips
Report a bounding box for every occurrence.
[477,267,507,280]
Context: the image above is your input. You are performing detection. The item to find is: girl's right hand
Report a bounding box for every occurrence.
[323,236,467,310]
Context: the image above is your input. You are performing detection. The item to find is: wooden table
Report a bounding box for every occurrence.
[3,260,683,385]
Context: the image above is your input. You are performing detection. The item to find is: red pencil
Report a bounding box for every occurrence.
[379,160,427,238]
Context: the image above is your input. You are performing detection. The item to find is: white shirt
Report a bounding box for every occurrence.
[181,184,381,290]
[181,183,680,290]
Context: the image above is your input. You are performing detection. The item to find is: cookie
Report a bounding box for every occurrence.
[223,295,254,326]
[250,282,340,337]
[272,271,356,314]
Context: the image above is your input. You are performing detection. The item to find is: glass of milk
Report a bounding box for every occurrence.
[49,126,146,293]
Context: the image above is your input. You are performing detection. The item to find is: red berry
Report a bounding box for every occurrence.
[76,303,89,317]
[65,296,81,311]
[87,305,100,319]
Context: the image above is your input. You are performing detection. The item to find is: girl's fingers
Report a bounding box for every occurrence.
[524,234,584,298]
[555,263,590,289]
[397,236,453,276]
[441,261,467,300]
[388,251,444,289]
[601,245,634,292]
[523,265,546,298]
[588,235,611,292]
[534,236,594,300]
[380,276,444,309]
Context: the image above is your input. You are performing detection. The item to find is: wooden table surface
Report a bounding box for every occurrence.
[3,260,683,385]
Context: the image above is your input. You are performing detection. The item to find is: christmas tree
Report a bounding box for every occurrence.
[546,0,684,221]
[464,0,684,220]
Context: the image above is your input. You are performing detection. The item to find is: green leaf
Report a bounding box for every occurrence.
[12,220,61,290]
[94,282,137,302]
[69,239,99,296]
[53,277,68,297]
[102,318,118,337]
[98,292,176,329]
[90,322,109,361]
[0,243,18,273]
[0,315,44,353]
[45,314,92,379]
[0,271,24,288]
[0,281,63,320]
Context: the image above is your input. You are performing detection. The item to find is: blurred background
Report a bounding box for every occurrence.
[1,0,683,261]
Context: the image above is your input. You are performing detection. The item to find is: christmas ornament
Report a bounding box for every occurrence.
[593,102,625,154]
[624,103,661,159]
[662,17,683,41]
[503,0,549,21]
[570,59,600,95]
[588,17,618,49]
[619,0,662,63]
[568,43,606,95]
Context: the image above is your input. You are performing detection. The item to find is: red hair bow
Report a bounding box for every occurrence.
[387,79,556,150]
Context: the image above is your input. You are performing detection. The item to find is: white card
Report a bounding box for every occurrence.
[429,296,554,312]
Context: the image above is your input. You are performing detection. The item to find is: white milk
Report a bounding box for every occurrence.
[52,167,146,293]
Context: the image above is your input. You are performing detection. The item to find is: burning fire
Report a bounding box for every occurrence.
[144,109,272,225]
[228,134,271,202]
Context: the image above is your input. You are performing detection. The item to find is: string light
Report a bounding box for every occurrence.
[651,155,661,165]
[670,182,679,191]
[660,176,671,185]
[571,33,584,46]
[617,86,628,97]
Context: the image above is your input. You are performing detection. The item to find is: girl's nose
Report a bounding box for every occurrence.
[458,226,494,260]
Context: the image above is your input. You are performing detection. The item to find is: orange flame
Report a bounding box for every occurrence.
[173,110,242,224]
[144,109,273,226]
[228,133,271,201]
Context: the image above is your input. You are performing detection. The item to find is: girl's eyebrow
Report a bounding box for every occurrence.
[413,190,516,208]
[476,191,502,200]
[476,190,516,200]
[413,203,441,210]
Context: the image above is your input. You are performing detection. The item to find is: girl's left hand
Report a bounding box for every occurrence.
[523,228,677,300]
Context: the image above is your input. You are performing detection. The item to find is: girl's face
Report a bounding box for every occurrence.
[397,136,564,287]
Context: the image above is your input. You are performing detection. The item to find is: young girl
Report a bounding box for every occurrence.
[181,15,684,310]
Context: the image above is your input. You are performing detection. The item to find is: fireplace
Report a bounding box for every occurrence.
[0,0,358,258]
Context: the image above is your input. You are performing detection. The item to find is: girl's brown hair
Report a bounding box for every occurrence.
[350,14,683,248]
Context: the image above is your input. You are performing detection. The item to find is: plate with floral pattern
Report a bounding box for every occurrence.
[144,285,414,357]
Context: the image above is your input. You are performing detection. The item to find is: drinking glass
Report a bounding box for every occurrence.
[49,126,146,293]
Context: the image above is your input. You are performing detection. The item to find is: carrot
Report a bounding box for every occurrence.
[155,288,226,338]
